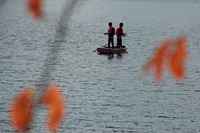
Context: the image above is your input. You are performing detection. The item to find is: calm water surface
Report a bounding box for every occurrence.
[1,0,200,132]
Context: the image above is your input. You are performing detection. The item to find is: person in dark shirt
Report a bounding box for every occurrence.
[115,23,127,48]
[104,22,115,48]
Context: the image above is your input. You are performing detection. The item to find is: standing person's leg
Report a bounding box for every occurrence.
[117,37,120,48]
[118,37,122,47]
[111,37,114,48]
[108,38,110,48]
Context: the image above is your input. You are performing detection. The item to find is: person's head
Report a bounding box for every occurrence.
[108,22,112,27]
[119,22,123,27]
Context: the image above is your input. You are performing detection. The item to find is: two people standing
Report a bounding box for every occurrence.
[104,22,127,48]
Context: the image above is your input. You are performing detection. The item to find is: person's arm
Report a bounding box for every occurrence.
[123,33,127,37]
[121,29,127,37]
[104,28,109,35]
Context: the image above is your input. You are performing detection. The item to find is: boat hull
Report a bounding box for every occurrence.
[97,45,127,54]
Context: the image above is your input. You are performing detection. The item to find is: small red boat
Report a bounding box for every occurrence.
[96,45,127,54]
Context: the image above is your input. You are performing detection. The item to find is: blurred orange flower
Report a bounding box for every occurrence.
[27,0,42,19]
[39,83,66,132]
[8,86,35,132]
[141,36,188,83]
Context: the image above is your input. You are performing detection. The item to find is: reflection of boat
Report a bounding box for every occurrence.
[97,45,127,54]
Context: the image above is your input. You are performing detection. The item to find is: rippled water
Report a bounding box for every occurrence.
[1,0,200,132]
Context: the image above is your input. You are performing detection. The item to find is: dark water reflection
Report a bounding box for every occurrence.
[1,0,200,132]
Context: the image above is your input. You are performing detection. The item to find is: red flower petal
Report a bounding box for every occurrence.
[142,39,171,82]
[169,36,187,80]
[39,83,66,132]
[27,0,42,19]
[8,86,35,131]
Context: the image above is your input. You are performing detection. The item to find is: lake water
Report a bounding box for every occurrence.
[1,0,200,132]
